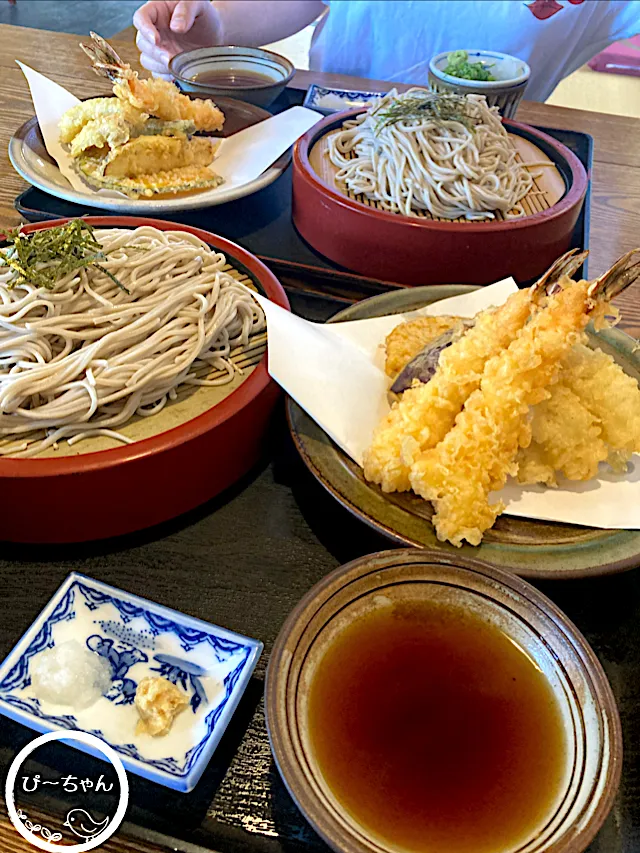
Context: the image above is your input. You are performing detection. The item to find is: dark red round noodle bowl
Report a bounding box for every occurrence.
[0,216,289,543]
[292,110,589,286]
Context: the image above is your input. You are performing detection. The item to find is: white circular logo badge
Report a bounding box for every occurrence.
[5,731,129,851]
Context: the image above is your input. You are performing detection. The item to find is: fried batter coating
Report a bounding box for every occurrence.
[58,97,147,144]
[76,161,223,198]
[559,343,640,456]
[384,316,462,377]
[363,288,537,493]
[81,33,224,133]
[58,34,225,199]
[409,281,594,546]
[68,114,133,157]
[135,676,188,737]
[515,441,559,488]
[103,135,216,178]
[114,76,224,132]
[516,384,608,485]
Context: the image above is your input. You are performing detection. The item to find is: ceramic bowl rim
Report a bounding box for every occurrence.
[169,45,295,91]
[265,548,622,853]
[429,49,531,89]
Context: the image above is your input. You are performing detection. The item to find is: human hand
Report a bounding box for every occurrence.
[133,1,223,78]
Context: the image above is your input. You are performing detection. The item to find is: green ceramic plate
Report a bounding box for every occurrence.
[287,285,640,579]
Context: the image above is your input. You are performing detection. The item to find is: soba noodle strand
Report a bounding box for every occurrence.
[0,226,265,457]
[328,88,534,221]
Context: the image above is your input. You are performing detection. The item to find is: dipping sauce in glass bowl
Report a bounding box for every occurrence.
[170,46,295,108]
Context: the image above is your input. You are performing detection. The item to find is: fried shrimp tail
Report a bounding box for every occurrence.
[362,252,587,495]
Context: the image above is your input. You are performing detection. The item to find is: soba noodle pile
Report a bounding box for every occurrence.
[0,226,265,457]
[328,88,534,220]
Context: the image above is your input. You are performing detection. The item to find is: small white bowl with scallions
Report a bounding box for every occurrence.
[429,50,530,118]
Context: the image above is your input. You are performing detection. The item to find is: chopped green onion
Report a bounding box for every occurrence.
[0,219,130,293]
[373,91,478,134]
[443,50,495,82]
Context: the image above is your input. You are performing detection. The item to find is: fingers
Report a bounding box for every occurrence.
[139,51,173,76]
[170,0,199,33]
[136,30,172,72]
[133,2,160,45]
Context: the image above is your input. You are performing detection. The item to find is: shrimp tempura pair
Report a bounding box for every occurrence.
[409,252,640,546]
[363,251,587,493]
[363,249,640,547]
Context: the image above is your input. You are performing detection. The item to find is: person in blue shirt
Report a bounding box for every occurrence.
[134,0,640,102]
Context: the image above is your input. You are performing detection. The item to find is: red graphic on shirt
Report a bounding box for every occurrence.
[525,0,584,21]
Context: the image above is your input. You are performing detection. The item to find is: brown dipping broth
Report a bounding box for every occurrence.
[191,69,273,88]
[307,600,567,853]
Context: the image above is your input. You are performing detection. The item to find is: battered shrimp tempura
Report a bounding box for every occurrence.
[363,250,588,494]
[81,32,224,133]
[409,279,600,546]
[364,288,554,493]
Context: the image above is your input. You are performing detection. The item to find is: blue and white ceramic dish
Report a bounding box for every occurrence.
[303,84,383,115]
[0,573,262,792]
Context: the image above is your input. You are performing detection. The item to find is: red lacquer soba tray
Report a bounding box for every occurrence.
[0,216,289,544]
[292,110,589,286]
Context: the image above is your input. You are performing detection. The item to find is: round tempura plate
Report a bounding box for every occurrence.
[287,286,640,579]
[0,216,289,543]
[9,97,289,214]
[265,549,622,853]
[292,109,588,285]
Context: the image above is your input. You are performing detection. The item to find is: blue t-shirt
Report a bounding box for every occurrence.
[309,0,640,101]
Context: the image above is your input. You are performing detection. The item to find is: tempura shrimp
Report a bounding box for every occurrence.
[80,32,225,133]
[409,251,640,546]
[362,250,588,493]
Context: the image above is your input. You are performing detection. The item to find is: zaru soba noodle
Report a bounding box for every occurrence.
[0,224,265,457]
[328,88,535,220]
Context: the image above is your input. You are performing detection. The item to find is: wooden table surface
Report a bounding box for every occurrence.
[1,23,640,853]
